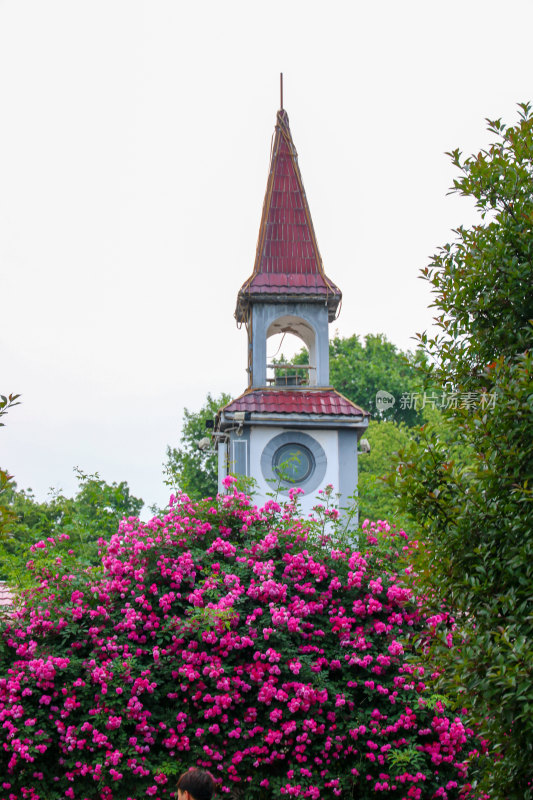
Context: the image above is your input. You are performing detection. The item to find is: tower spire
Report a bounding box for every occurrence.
[235,105,341,323]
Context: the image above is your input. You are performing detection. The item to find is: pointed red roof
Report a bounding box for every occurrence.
[236,109,341,323]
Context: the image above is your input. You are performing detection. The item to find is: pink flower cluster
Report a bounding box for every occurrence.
[0,489,483,799]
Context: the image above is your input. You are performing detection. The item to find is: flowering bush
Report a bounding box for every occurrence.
[0,480,483,799]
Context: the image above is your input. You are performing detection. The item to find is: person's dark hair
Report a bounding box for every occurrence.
[177,768,215,800]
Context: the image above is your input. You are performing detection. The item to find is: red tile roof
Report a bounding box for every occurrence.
[236,109,341,322]
[222,389,367,417]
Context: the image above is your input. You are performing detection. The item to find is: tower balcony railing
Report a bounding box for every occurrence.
[267,363,316,387]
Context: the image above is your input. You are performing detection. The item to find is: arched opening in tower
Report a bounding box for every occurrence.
[266,314,317,387]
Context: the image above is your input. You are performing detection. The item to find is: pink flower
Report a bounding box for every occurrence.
[0,494,478,800]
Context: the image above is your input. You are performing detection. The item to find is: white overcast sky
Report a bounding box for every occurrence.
[1,0,532,512]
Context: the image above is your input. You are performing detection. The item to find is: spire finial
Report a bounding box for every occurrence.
[280,72,283,110]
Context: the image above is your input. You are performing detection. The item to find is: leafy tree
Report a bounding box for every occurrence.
[356,408,472,528]
[0,468,144,586]
[293,333,428,426]
[388,103,533,798]
[164,392,232,501]
[357,420,413,525]
[330,334,428,426]
[0,481,484,799]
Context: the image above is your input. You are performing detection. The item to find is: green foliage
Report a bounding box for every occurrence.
[357,409,474,529]
[386,746,427,776]
[388,103,533,799]
[270,352,310,385]
[0,468,16,544]
[0,468,144,586]
[293,333,428,425]
[164,392,232,501]
[357,420,412,525]
[330,334,430,426]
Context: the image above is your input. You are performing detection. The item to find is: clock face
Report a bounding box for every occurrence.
[260,431,327,495]
[272,443,315,484]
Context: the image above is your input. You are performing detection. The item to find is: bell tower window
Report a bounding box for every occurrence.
[266,314,316,387]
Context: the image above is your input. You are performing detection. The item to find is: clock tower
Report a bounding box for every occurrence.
[215,103,369,516]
